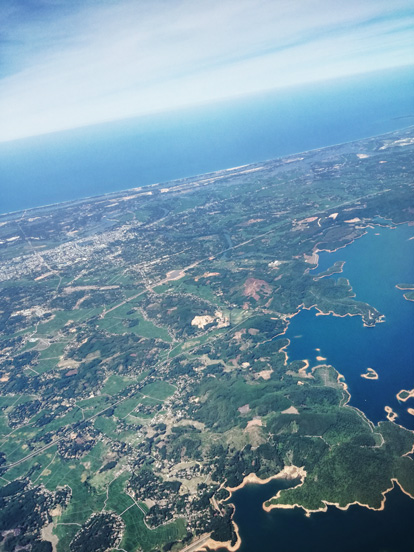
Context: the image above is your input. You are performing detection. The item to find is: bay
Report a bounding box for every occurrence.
[285,223,414,429]
[222,482,414,552]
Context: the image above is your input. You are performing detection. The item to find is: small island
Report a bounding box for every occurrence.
[385,406,398,422]
[361,367,379,380]
[396,283,414,302]
[396,389,414,402]
[396,283,414,290]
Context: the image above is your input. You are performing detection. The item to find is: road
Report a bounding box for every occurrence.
[180,534,212,552]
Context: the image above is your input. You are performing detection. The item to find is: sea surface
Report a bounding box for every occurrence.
[0,65,413,214]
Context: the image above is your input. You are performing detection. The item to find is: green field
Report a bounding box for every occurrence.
[97,303,172,342]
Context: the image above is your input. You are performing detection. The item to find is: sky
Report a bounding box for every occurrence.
[0,0,413,142]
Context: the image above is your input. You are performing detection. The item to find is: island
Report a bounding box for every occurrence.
[396,283,414,302]
[385,406,398,422]
[361,368,379,380]
[0,127,413,552]
[397,389,414,402]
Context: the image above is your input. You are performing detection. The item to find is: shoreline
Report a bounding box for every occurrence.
[263,478,414,517]
[361,367,379,380]
[308,230,368,274]
[385,406,398,422]
[225,465,307,498]
[2,125,413,218]
[193,521,242,552]
[396,388,414,402]
[263,427,414,518]
[195,466,306,552]
[285,300,384,330]
[198,219,413,551]
[395,284,414,291]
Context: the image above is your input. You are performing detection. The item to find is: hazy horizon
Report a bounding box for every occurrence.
[1,0,413,142]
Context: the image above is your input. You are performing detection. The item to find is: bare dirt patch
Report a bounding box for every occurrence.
[166,269,185,281]
[57,358,80,370]
[281,406,299,415]
[255,370,273,380]
[243,278,271,301]
[194,272,220,282]
[304,252,319,264]
[246,417,262,428]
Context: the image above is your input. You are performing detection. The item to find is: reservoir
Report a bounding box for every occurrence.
[222,222,414,552]
[222,482,414,552]
[285,222,414,429]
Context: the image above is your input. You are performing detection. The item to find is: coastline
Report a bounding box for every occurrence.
[2,124,413,218]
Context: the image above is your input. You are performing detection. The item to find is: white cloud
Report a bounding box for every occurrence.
[0,0,413,141]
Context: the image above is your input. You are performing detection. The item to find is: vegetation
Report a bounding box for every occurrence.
[0,127,413,550]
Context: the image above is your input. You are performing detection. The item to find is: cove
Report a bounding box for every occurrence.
[285,222,414,429]
[219,482,414,552]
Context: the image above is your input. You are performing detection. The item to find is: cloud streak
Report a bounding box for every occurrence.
[0,0,413,141]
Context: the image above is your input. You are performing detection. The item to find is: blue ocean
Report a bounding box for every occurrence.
[0,65,413,214]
